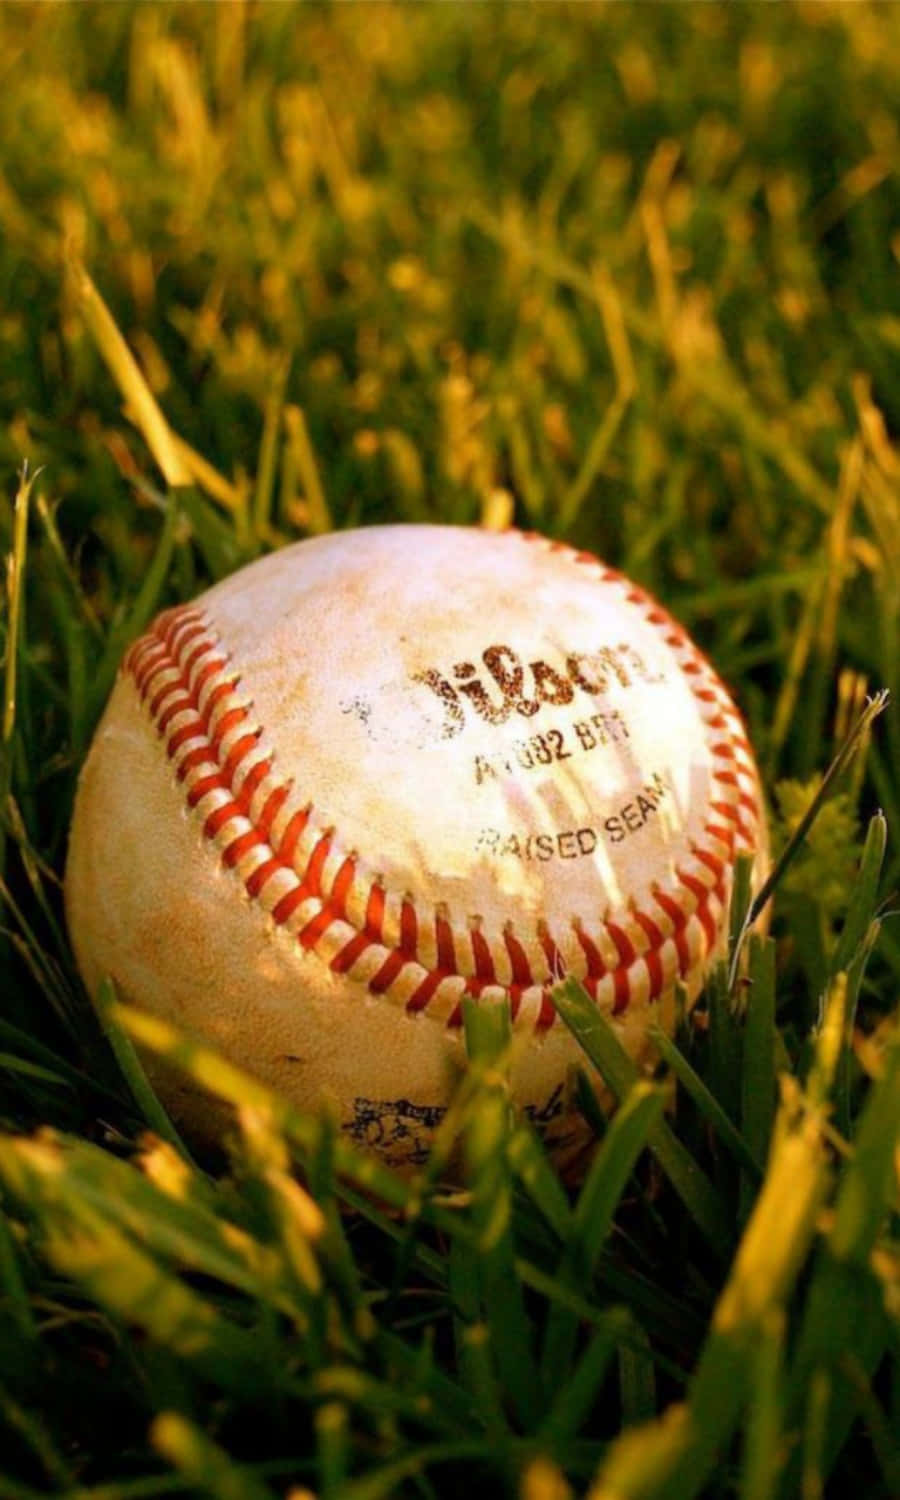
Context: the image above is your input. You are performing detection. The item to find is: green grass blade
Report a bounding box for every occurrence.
[505,1122,573,1242]
[90,489,182,722]
[0,1053,73,1089]
[829,811,887,978]
[707,961,742,1113]
[0,1129,319,1325]
[0,1199,35,1343]
[0,1018,120,1102]
[449,1238,507,1439]
[728,853,756,964]
[374,1329,483,1435]
[462,997,542,1433]
[782,1022,900,1490]
[333,1440,500,1500]
[0,1136,269,1395]
[571,1082,665,1257]
[553,979,732,1257]
[252,355,290,540]
[739,935,777,1221]
[541,1082,663,1393]
[152,1412,279,1500]
[538,1309,631,1448]
[618,1324,657,1428]
[829,1019,900,1263]
[587,1072,832,1500]
[0,1382,75,1491]
[739,1311,785,1500]
[93,978,192,1159]
[650,1025,763,1181]
[315,1401,350,1498]
[0,465,35,892]
[732,692,889,986]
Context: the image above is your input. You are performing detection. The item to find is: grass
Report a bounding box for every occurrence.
[1,3,899,1497]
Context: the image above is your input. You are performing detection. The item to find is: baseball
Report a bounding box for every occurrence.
[65,525,766,1173]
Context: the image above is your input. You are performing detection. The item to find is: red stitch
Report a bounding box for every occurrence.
[406,969,446,1013]
[200,679,237,724]
[573,924,606,978]
[245,857,283,898]
[331,858,356,921]
[652,887,690,974]
[712,770,741,788]
[156,693,193,733]
[235,757,272,813]
[330,931,371,975]
[182,638,216,677]
[150,671,189,716]
[166,620,205,657]
[297,897,344,952]
[470,925,495,982]
[190,657,224,698]
[604,922,636,1013]
[167,718,206,756]
[536,989,556,1027]
[210,706,249,747]
[642,946,663,999]
[204,800,242,838]
[369,950,409,994]
[365,883,386,941]
[400,900,418,958]
[134,648,168,697]
[435,913,456,973]
[271,885,309,926]
[612,967,630,1014]
[186,770,226,805]
[605,920,636,968]
[222,829,265,869]
[135,666,170,705]
[222,731,262,780]
[276,807,311,865]
[676,868,718,951]
[256,782,292,841]
[504,928,533,987]
[538,922,564,980]
[633,910,664,950]
[304,834,333,900]
[180,749,218,784]
[122,640,143,674]
[693,845,726,881]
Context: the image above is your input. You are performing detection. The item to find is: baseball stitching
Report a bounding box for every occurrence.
[122,533,761,1031]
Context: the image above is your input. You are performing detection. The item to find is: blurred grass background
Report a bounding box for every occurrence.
[0,4,899,1498]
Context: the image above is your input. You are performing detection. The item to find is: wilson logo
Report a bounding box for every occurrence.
[413,643,662,739]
